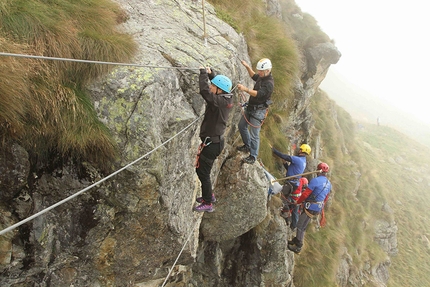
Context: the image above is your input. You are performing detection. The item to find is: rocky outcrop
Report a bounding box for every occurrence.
[0,0,393,286]
[374,203,398,258]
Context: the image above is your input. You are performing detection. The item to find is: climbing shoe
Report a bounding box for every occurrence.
[288,237,301,246]
[236,144,250,153]
[287,243,301,254]
[280,210,290,219]
[196,194,217,203]
[242,155,256,164]
[194,203,214,212]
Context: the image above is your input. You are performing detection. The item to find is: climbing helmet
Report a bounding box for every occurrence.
[256,58,272,70]
[299,144,311,155]
[211,75,232,93]
[317,162,329,173]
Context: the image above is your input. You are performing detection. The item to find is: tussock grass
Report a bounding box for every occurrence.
[0,37,31,138]
[0,0,136,170]
[209,0,299,102]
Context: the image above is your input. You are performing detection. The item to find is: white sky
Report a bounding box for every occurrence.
[295,0,430,125]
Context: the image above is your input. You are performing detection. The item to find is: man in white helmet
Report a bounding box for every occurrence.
[236,58,274,164]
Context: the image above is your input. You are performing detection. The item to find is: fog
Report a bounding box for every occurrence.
[294,0,430,147]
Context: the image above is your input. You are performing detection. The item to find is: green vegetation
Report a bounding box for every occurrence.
[209,0,301,177]
[210,1,430,285]
[356,122,430,286]
[0,0,136,171]
[2,0,429,285]
[209,0,333,178]
[294,90,430,286]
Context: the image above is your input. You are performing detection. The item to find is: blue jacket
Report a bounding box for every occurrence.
[272,147,306,185]
[304,175,331,212]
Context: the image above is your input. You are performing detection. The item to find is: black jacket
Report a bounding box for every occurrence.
[248,73,274,107]
[198,69,233,138]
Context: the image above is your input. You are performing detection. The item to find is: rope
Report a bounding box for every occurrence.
[172,0,242,65]
[0,52,200,70]
[161,219,199,287]
[0,0,239,236]
[271,170,322,183]
[0,114,204,236]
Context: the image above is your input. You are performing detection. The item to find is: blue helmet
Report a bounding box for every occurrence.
[211,75,232,93]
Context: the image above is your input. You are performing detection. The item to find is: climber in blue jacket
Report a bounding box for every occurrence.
[272,143,311,229]
[288,162,332,254]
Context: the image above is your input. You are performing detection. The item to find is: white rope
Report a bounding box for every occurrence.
[161,219,198,287]
[0,52,200,70]
[0,51,236,73]
[0,115,203,236]
[0,1,239,236]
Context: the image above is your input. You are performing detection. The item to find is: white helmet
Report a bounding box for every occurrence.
[256,58,272,70]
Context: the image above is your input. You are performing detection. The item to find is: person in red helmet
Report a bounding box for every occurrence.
[282,177,308,228]
[288,162,332,254]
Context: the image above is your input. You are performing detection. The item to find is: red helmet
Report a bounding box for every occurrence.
[317,162,329,173]
[299,177,309,185]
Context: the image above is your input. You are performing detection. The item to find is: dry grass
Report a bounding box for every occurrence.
[0,0,137,170]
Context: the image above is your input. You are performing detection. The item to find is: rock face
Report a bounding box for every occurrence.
[0,0,390,286]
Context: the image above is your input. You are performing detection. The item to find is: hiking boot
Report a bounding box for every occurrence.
[287,243,301,254]
[280,210,290,219]
[196,194,217,203]
[193,202,214,212]
[288,237,300,246]
[236,144,250,153]
[242,155,256,164]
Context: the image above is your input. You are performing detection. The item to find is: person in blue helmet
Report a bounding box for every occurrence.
[236,58,274,164]
[194,67,234,213]
[272,143,311,230]
[288,162,332,254]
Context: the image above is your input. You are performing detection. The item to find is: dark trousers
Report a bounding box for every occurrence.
[295,209,319,246]
[290,205,300,229]
[196,141,222,203]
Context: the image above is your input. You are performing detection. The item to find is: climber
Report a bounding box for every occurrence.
[282,177,308,227]
[236,58,274,164]
[288,162,332,254]
[194,67,234,213]
[272,143,311,229]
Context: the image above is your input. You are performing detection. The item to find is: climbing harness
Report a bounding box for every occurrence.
[304,201,324,210]
[238,90,269,128]
[194,137,212,168]
[303,208,319,219]
[302,178,330,213]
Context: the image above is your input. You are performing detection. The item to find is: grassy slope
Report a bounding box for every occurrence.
[211,1,430,284]
[298,90,430,286]
[355,122,430,286]
[0,0,136,170]
[2,0,428,285]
